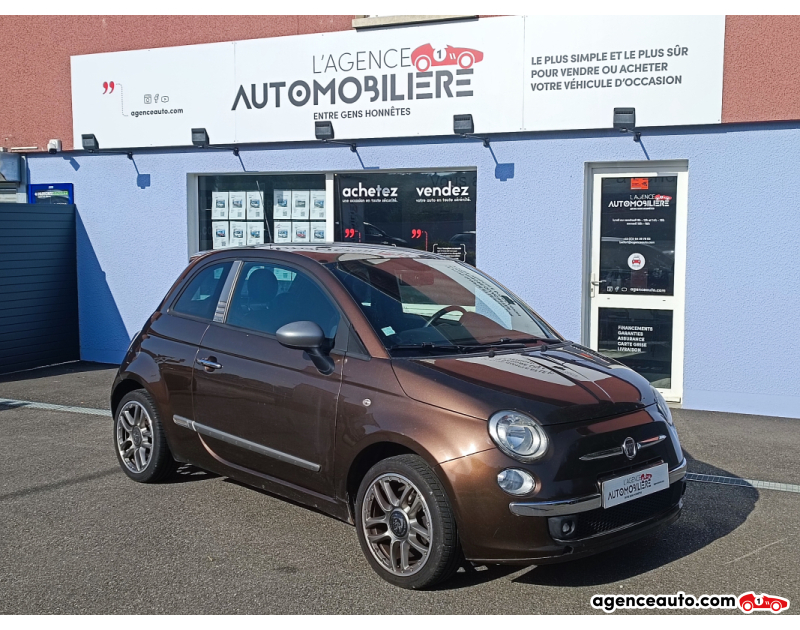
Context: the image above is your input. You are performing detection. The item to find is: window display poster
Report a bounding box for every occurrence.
[599,176,677,296]
[598,307,673,388]
[310,221,327,243]
[246,191,264,220]
[336,171,477,265]
[230,221,247,247]
[274,221,291,243]
[273,190,291,219]
[292,221,310,243]
[212,221,229,249]
[292,190,310,220]
[212,192,229,220]
[229,191,246,220]
[310,190,326,220]
[246,221,265,245]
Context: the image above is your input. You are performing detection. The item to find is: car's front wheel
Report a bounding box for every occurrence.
[114,390,177,483]
[355,454,461,589]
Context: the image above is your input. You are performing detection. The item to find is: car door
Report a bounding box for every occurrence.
[191,259,345,496]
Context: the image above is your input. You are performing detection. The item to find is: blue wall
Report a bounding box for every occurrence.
[27,123,800,418]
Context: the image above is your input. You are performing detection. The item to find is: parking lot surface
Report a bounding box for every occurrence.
[1,362,798,614]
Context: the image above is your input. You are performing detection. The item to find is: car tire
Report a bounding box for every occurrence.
[355,454,460,589]
[113,389,177,483]
[458,52,474,69]
[415,56,431,72]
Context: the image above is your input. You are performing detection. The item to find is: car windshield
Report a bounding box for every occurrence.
[325,257,559,355]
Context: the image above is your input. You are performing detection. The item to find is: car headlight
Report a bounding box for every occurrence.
[488,410,548,461]
[652,386,674,425]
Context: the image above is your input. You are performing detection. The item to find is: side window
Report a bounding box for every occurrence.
[226,262,340,339]
[172,261,233,321]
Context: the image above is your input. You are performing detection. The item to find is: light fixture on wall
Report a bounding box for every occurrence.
[613,108,641,142]
[314,121,356,152]
[81,134,100,153]
[191,128,210,148]
[81,134,134,159]
[453,114,489,147]
[191,128,239,155]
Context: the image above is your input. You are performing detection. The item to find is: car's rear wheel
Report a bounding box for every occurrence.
[742,601,753,612]
[355,454,460,589]
[114,390,177,483]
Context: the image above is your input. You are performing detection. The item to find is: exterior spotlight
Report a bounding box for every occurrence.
[453,114,474,135]
[81,134,100,153]
[315,121,335,141]
[191,128,210,148]
[453,114,489,147]
[613,108,640,142]
[315,121,356,151]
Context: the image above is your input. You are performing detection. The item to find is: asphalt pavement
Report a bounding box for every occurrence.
[0,362,798,614]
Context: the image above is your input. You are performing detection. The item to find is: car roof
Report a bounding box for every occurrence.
[191,243,453,264]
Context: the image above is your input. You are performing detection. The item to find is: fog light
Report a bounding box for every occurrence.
[548,515,578,540]
[497,468,535,496]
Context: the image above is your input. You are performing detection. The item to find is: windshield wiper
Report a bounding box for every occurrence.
[477,336,562,346]
[389,341,530,355]
[388,343,469,354]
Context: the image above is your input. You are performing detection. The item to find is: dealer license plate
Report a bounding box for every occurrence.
[601,462,669,508]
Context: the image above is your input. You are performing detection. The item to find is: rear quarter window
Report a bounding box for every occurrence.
[171,261,233,321]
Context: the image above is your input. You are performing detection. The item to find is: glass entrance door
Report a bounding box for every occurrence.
[588,168,688,402]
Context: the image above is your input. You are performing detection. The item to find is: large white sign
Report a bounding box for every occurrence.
[71,16,725,149]
[523,16,726,130]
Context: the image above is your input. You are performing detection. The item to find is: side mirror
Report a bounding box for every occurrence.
[276,321,335,375]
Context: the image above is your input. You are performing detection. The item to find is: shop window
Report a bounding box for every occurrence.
[335,171,477,265]
[198,174,327,252]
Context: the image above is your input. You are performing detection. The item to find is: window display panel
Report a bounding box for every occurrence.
[198,174,326,251]
[599,176,677,296]
[598,307,673,388]
[335,171,477,265]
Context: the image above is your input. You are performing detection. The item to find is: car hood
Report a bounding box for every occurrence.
[391,343,656,425]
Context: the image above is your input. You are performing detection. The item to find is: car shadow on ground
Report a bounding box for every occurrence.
[511,449,758,588]
[169,463,219,484]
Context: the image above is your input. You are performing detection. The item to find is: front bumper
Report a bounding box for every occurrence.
[436,444,686,564]
[509,458,687,517]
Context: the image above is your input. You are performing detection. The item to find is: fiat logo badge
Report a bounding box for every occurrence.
[622,437,637,459]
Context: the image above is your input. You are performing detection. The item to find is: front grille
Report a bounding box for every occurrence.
[566,482,682,540]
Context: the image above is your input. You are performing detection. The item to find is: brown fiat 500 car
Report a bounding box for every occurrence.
[111,244,686,589]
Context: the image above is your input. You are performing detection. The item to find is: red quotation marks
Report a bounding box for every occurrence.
[344,228,361,242]
[411,229,428,251]
[102,81,116,94]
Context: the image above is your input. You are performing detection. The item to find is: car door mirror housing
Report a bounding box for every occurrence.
[276,321,334,375]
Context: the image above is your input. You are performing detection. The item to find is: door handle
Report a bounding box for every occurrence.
[197,357,222,371]
[590,279,607,286]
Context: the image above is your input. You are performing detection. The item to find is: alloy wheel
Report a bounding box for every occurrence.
[116,400,154,474]
[361,473,432,576]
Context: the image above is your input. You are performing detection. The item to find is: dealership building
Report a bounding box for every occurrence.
[1,15,798,418]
